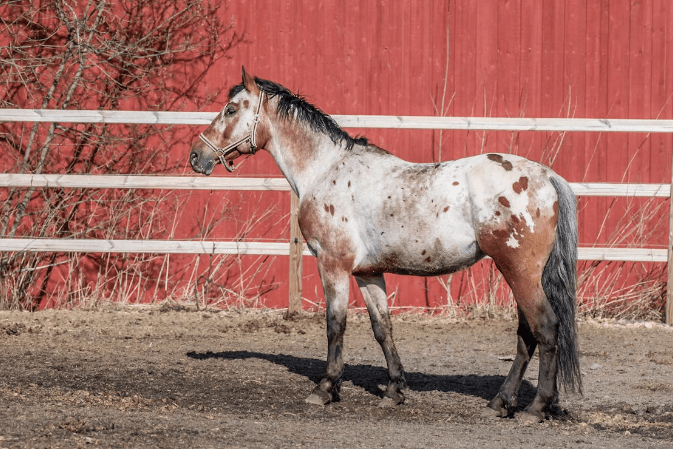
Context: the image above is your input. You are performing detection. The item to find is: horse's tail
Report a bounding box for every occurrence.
[542,176,582,394]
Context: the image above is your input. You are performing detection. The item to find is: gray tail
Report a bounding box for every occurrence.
[542,176,582,394]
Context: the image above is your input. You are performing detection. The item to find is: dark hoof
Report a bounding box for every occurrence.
[383,387,405,406]
[305,388,332,405]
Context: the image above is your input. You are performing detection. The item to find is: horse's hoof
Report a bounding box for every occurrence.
[378,396,398,408]
[305,390,331,405]
[486,396,510,418]
[516,411,544,425]
[482,406,508,419]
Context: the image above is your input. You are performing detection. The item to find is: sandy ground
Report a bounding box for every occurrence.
[1,306,672,448]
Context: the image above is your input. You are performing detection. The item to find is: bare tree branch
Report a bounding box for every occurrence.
[0,0,248,309]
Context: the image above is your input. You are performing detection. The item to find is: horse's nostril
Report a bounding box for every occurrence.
[190,151,199,165]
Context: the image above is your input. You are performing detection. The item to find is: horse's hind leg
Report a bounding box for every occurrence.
[479,231,559,422]
[487,310,537,417]
[494,273,559,423]
[355,275,407,406]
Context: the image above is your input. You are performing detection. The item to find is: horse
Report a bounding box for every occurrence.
[189,67,582,423]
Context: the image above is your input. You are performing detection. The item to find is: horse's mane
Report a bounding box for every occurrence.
[228,78,368,151]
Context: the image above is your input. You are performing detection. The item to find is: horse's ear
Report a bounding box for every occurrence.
[241,66,259,94]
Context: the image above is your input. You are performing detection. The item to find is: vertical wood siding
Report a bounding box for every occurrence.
[183,0,673,309]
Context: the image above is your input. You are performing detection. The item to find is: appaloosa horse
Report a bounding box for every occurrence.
[189,67,581,422]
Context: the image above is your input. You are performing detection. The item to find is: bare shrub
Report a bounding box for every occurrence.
[0,0,253,310]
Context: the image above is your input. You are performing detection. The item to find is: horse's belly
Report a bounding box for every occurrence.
[354,234,483,277]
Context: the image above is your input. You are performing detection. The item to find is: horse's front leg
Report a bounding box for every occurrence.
[305,258,351,405]
[355,274,407,407]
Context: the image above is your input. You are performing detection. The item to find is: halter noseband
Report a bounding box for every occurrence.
[199,91,265,173]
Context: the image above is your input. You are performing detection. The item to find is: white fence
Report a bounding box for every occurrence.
[0,173,668,262]
[1,109,672,321]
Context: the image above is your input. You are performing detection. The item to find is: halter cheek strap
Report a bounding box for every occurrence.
[199,91,265,173]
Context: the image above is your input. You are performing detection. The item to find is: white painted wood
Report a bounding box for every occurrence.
[0,174,291,191]
[569,183,670,197]
[0,238,663,261]
[1,175,668,198]
[577,247,667,263]
[0,238,314,256]
[334,115,673,133]
[2,109,673,133]
[0,109,216,125]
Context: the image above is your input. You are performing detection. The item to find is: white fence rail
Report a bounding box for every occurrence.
[1,109,672,321]
[0,173,670,197]
[2,108,673,132]
[0,238,666,262]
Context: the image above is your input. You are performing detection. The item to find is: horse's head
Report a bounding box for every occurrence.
[190,66,265,175]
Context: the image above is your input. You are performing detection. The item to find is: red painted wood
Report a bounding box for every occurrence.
[650,0,673,186]
[519,0,543,161]
[169,0,673,309]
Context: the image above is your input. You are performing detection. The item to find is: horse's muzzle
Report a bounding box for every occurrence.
[189,150,215,176]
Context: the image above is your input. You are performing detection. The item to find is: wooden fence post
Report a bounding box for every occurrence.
[288,191,303,316]
[668,148,673,325]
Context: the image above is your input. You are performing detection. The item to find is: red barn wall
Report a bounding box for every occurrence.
[177,0,673,310]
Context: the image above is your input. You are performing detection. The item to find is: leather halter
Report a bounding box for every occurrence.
[198,91,265,173]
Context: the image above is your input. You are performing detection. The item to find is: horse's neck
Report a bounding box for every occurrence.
[266,124,344,198]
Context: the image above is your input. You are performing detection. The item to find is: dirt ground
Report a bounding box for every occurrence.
[1,306,672,448]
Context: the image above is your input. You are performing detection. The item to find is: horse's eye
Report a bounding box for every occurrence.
[225,106,236,116]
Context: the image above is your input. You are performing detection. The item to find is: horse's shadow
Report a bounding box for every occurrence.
[186,350,537,403]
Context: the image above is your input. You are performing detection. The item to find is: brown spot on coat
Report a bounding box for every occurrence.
[487,153,503,163]
[329,205,335,216]
[425,256,432,263]
[453,181,459,186]
[324,204,329,213]
[421,250,427,255]
[512,176,529,194]
[443,206,449,212]
[487,153,513,171]
[519,176,528,190]
[498,196,511,208]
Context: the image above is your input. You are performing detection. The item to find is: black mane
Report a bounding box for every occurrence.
[228,78,368,151]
